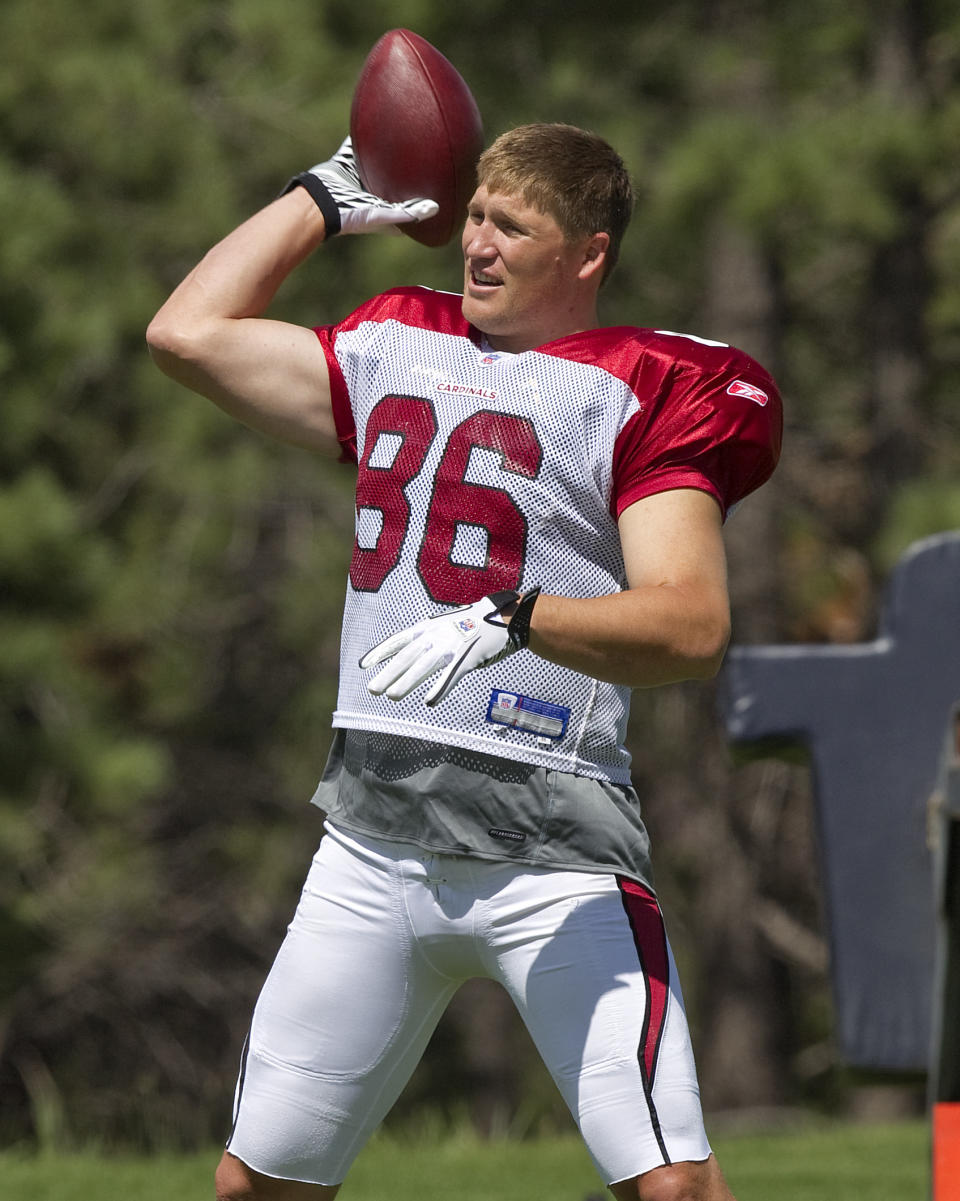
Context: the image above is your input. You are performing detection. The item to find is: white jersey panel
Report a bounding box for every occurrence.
[331,315,641,783]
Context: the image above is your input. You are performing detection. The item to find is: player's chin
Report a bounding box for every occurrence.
[461,290,504,330]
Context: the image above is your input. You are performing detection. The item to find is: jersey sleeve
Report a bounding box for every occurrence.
[313,324,357,464]
[611,342,783,519]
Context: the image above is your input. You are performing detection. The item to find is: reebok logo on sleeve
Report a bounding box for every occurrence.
[726,379,769,406]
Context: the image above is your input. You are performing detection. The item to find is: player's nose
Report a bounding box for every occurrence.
[462,218,496,260]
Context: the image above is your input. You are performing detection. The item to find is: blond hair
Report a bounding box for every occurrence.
[477,124,634,280]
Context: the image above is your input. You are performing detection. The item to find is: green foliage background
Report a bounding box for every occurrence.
[1,0,957,1150]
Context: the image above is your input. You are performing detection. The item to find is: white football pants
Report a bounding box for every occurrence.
[227,822,711,1186]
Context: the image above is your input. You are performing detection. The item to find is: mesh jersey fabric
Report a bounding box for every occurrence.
[314,286,782,785]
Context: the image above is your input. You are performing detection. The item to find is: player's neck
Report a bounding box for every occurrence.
[484,308,601,354]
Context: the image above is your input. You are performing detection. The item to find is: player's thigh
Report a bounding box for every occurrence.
[247,833,428,1076]
[228,829,458,1185]
[492,870,710,1184]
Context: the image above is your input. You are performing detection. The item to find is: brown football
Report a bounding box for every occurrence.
[349,29,483,247]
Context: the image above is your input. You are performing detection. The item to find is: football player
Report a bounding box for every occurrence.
[148,123,781,1201]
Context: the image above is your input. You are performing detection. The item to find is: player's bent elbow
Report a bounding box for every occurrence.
[673,610,731,682]
[692,615,731,679]
[145,313,194,377]
[622,625,729,689]
[690,646,727,681]
[146,315,230,394]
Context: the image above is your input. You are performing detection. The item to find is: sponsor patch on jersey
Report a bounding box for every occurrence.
[486,690,570,740]
[726,379,769,406]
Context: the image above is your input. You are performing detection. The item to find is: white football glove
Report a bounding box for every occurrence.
[281,137,438,236]
[360,588,541,707]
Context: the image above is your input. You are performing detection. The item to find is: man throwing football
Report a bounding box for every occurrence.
[148,122,781,1201]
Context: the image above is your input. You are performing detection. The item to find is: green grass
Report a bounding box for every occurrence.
[717,1120,928,1201]
[0,1119,929,1200]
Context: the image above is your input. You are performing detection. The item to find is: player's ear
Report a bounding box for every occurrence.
[578,232,610,283]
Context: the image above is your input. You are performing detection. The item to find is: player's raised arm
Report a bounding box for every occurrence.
[146,185,337,453]
[146,139,437,455]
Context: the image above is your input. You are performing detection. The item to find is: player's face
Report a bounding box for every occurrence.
[461,186,598,353]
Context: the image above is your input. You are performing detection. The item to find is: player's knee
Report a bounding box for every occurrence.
[215,1151,257,1201]
[214,1151,341,1201]
[631,1155,733,1201]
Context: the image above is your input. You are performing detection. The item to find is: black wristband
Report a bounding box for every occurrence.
[506,587,541,651]
[279,172,342,238]
[488,590,520,612]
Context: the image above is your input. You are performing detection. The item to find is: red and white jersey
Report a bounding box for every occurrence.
[315,287,781,784]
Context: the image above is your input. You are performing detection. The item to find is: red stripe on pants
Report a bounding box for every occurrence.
[618,878,670,1088]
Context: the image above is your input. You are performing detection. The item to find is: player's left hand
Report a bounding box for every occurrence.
[359,589,540,707]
